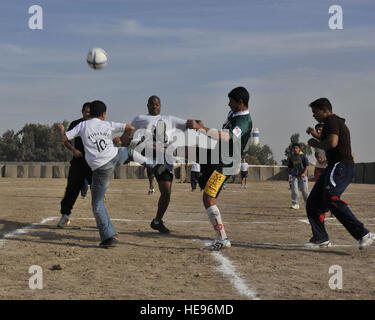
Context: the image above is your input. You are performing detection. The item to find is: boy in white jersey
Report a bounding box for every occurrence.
[58,100,134,248]
[240,158,249,189]
[130,95,188,234]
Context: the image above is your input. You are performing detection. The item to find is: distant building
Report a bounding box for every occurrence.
[251,128,260,145]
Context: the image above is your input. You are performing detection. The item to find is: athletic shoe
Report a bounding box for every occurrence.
[148,188,155,195]
[359,232,375,250]
[291,204,300,210]
[81,195,86,199]
[204,238,231,251]
[99,237,118,248]
[150,219,170,234]
[57,214,71,228]
[304,237,332,248]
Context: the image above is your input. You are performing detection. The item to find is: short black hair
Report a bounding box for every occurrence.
[292,143,301,149]
[81,102,91,112]
[315,123,324,130]
[90,100,107,117]
[309,98,332,112]
[147,95,160,106]
[228,87,249,107]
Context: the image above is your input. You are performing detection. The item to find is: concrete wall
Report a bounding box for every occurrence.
[0,162,374,184]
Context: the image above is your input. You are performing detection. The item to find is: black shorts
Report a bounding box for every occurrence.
[155,168,174,183]
[241,171,248,178]
[198,164,230,198]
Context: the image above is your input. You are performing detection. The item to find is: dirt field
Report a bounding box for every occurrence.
[0,178,374,300]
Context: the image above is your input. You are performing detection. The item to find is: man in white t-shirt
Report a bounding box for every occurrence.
[240,158,249,189]
[58,100,135,248]
[190,161,201,191]
[130,95,188,234]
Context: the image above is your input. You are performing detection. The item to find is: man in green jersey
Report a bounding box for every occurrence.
[187,87,253,250]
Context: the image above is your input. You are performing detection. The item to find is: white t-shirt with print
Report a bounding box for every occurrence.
[191,162,201,172]
[65,118,126,171]
[240,162,249,172]
[130,114,187,145]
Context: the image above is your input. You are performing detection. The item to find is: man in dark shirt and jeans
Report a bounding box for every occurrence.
[58,102,93,228]
[305,98,374,249]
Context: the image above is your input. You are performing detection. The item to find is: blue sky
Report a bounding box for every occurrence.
[1,0,375,163]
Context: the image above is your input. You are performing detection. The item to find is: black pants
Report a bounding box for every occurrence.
[306,162,368,241]
[60,159,92,216]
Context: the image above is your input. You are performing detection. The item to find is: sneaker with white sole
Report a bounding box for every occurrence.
[150,219,170,234]
[291,204,300,210]
[57,214,71,228]
[359,232,375,250]
[204,238,231,251]
[304,237,332,248]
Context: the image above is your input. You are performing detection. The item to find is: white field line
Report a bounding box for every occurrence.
[236,241,358,248]
[0,217,58,248]
[0,215,260,300]
[196,239,259,300]
[299,217,375,227]
[78,217,259,299]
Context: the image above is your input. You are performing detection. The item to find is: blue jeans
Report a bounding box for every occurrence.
[190,171,200,190]
[291,176,309,205]
[306,162,368,241]
[81,179,89,197]
[91,147,129,241]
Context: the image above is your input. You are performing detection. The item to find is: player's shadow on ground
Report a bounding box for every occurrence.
[0,219,31,237]
[232,242,351,256]
[0,220,100,249]
[234,211,306,218]
[5,195,62,199]
[118,230,211,248]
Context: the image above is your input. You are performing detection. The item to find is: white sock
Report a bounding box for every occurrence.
[206,205,227,240]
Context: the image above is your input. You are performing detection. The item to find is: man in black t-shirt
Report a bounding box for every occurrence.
[58,102,93,228]
[305,98,374,249]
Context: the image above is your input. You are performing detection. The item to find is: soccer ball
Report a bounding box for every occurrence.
[86,48,107,70]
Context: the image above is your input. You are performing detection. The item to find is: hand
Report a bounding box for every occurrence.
[187,119,203,130]
[113,136,121,145]
[72,149,83,158]
[308,138,319,148]
[57,124,65,135]
[306,127,315,135]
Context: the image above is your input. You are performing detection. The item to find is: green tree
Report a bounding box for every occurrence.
[0,130,22,161]
[0,121,72,162]
[281,133,312,165]
[244,144,277,165]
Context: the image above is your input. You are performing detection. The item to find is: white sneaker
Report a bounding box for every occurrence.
[57,214,71,228]
[204,238,231,251]
[359,232,375,250]
[304,239,332,248]
[291,204,300,210]
[148,188,155,195]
